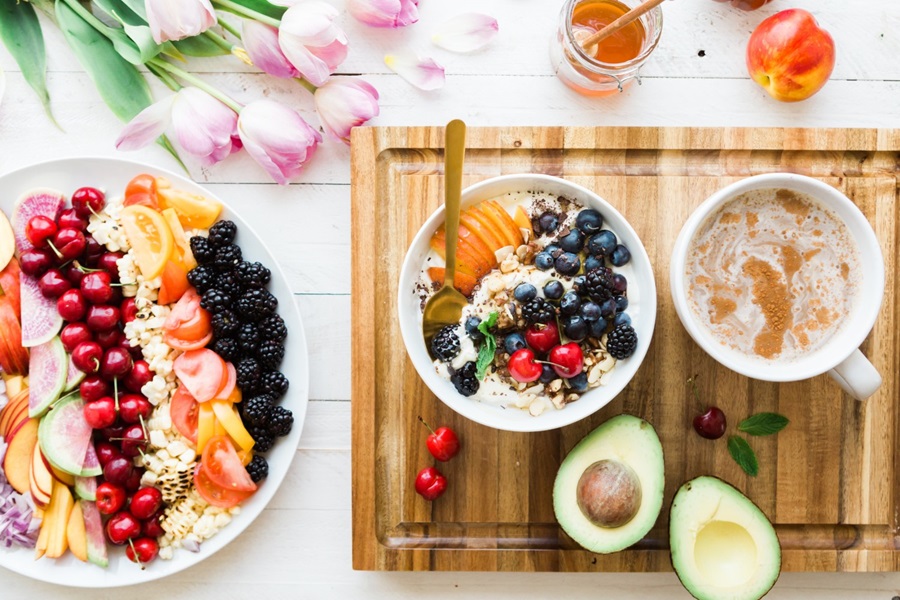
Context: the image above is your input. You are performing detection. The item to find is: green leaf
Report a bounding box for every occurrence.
[738,413,790,436]
[475,312,499,380]
[727,436,759,477]
[0,0,57,124]
[173,35,229,58]
[55,0,153,122]
[217,0,287,20]
[91,0,165,62]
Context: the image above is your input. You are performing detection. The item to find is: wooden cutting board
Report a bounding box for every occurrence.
[350,126,899,572]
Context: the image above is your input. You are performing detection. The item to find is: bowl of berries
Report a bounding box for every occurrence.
[398,174,657,432]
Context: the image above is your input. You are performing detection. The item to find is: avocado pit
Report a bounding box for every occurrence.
[576,459,641,528]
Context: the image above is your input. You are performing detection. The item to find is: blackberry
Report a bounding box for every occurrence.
[208,220,237,247]
[258,340,285,369]
[259,314,287,343]
[200,289,232,314]
[213,244,242,272]
[235,261,271,288]
[189,236,216,265]
[583,266,616,303]
[606,323,638,359]
[242,394,276,427]
[236,357,262,392]
[211,309,240,339]
[245,455,268,483]
[215,271,243,298]
[267,406,293,437]
[236,322,260,355]
[187,265,217,294]
[236,288,278,322]
[450,361,479,397]
[521,297,556,324]
[248,426,274,453]
[259,370,289,398]
[212,337,240,362]
[430,325,460,362]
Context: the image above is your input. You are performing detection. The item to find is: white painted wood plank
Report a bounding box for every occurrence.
[296,296,350,401]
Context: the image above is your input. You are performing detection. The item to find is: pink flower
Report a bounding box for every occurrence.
[384,52,445,90]
[146,0,217,44]
[314,78,379,144]
[348,0,418,28]
[278,0,348,87]
[242,20,300,79]
[237,99,322,184]
[115,87,239,167]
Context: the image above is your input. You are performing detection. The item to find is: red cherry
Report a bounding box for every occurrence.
[97,252,123,276]
[38,269,72,299]
[100,346,133,380]
[18,248,54,277]
[549,343,584,379]
[141,509,165,538]
[105,511,140,545]
[60,322,92,353]
[507,348,543,383]
[100,424,126,441]
[83,235,105,264]
[103,457,135,487]
[72,187,105,218]
[95,441,122,468]
[120,297,138,323]
[419,417,460,462]
[524,321,561,354]
[57,289,87,322]
[124,360,152,392]
[126,537,159,566]
[81,271,114,304]
[25,215,57,247]
[693,406,727,440]
[414,466,447,501]
[119,394,152,424]
[80,375,110,402]
[129,487,163,520]
[95,482,127,515]
[120,423,147,458]
[94,328,123,350]
[52,228,87,262]
[72,341,103,374]
[62,263,87,287]
[83,396,117,429]
[124,467,144,492]
[58,208,87,231]
[86,304,120,331]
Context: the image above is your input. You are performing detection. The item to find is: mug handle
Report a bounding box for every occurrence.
[827,349,882,401]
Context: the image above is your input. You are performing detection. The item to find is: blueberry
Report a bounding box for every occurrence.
[614,312,632,327]
[615,295,628,312]
[564,315,589,342]
[558,229,585,253]
[544,243,561,257]
[573,275,586,291]
[504,332,527,355]
[612,273,628,293]
[587,230,617,257]
[554,252,581,276]
[535,252,554,271]
[583,255,604,273]
[539,364,557,384]
[465,316,484,343]
[568,372,588,392]
[589,317,608,338]
[543,280,564,300]
[600,297,617,317]
[560,291,581,315]
[580,302,601,322]
[514,283,538,302]
[610,244,631,266]
[537,212,559,234]
[575,209,603,235]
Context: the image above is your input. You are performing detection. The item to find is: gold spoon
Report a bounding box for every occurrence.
[422,119,469,356]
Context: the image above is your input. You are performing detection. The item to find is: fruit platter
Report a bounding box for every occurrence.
[0,158,308,586]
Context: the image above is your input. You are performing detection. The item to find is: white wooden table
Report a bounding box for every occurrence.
[1,0,899,596]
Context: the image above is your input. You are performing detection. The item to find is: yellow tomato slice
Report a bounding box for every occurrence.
[120,205,174,280]
[161,208,197,270]
[197,403,215,454]
[211,400,255,451]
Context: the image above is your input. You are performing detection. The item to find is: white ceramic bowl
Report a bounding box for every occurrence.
[398,174,657,432]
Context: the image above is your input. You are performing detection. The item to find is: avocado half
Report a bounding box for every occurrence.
[670,476,782,600]
[553,414,665,554]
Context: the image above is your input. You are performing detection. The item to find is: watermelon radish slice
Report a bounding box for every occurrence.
[11,188,65,253]
[20,273,63,347]
[80,500,109,568]
[28,337,67,417]
[37,392,93,476]
[74,475,97,501]
[79,442,101,477]
[64,355,86,392]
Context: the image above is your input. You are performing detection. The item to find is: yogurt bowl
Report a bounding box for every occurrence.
[398,174,657,432]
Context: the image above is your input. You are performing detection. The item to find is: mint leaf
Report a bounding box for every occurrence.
[738,413,790,436]
[727,436,759,477]
[475,312,498,380]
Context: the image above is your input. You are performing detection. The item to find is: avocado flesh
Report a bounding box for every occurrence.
[670,477,781,600]
[553,414,665,554]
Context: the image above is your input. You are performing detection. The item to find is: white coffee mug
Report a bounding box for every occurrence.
[669,173,885,400]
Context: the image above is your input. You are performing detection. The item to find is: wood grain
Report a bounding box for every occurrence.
[351,126,899,573]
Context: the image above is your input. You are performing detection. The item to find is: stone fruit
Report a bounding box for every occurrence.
[693,406,727,440]
[507,348,543,383]
[414,466,447,501]
[525,321,560,354]
[549,343,584,379]
[746,9,835,102]
[419,417,460,462]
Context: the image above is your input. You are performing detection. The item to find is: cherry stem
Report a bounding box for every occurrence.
[139,414,148,440]
[687,374,703,411]
[535,359,565,369]
[113,378,120,412]
[46,240,63,260]
[127,538,146,570]
[417,415,435,435]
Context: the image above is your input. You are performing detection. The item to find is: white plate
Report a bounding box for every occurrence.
[0,158,309,587]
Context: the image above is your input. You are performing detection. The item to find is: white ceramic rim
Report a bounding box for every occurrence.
[669,173,885,382]
[0,157,310,587]
[398,174,657,433]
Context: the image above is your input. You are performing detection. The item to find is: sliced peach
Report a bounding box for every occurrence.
[4,418,38,494]
[513,206,534,237]
[427,267,477,297]
[460,210,504,253]
[31,444,53,506]
[430,229,490,277]
[45,480,74,559]
[467,205,512,250]
[457,224,498,269]
[67,501,87,562]
[484,201,524,247]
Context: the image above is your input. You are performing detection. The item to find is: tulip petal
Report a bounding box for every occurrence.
[115,94,175,150]
[146,0,217,43]
[348,0,418,28]
[432,13,499,53]
[315,78,380,143]
[243,20,299,78]
[238,99,322,184]
[170,88,239,166]
[384,52,445,91]
[278,0,349,84]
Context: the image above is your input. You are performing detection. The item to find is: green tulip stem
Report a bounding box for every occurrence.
[212,0,280,28]
[59,0,115,42]
[203,29,234,52]
[217,17,243,40]
[147,63,182,92]
[295,77,317,94]
[148,58,243,113]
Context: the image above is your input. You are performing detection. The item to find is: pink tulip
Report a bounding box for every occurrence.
[278,0,349,87]
[242,20,300,78]
[115,87,239,167]
[314,78,380,144]
[237,99,322,184]
[146,0,217,44]
[348,0,418,28]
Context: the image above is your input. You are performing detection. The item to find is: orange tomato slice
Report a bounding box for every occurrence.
[170,386,199,444]
[120,205,174,280]
[157,259,190,306]
[124,174,159,209]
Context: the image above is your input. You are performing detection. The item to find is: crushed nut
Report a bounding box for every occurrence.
[551,393,565,410]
